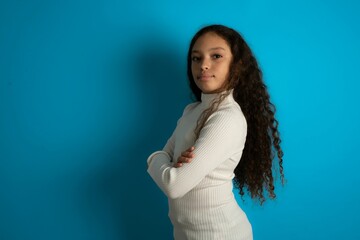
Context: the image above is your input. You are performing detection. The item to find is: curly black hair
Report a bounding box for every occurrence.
[187,24,285,204]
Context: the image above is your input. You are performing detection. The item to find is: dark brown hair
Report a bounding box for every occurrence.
[187,24,285,204]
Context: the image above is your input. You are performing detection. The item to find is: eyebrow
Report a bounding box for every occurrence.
[192,47,226,53]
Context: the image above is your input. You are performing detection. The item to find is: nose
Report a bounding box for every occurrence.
[200,58,210,71]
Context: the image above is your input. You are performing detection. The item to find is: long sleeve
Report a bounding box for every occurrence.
[146,133,175,168]
[147,103,197,167]
[147,108,247,199]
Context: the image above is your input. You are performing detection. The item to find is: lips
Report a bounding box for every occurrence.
[197,74,215,81]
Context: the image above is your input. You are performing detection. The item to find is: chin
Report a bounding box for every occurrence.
[199,86,220,94]
[201,89,217,94]
[195,83,212,93]
[197,87,211,93]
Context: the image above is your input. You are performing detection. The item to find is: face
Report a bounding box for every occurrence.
[191,32,232,94]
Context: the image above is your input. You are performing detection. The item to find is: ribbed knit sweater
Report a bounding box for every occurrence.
[147,89,253,240]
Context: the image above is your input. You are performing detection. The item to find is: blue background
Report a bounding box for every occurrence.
[1,0,359,239]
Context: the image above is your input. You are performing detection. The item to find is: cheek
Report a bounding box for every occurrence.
[191,64,197,76]
[222,62,231,75]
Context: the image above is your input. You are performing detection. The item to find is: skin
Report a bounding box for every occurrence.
[175,32,232,168]
[191,32,232,94]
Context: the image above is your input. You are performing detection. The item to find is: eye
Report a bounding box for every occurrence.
[191,56,200,62]
[212,54,222,59]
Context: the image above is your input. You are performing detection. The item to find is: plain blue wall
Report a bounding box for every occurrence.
[1,0,359,239]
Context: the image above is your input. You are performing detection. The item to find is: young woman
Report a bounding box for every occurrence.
[147,24,284,240]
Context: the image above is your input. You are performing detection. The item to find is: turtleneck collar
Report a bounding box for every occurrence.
[200,89,235,106]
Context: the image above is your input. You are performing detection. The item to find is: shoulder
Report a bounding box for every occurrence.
[182,101,200,115]
[198,103,247,146]
[208,103,247,132]
[216,102,246,121]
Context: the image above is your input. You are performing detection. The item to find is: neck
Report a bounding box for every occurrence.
[200,89,234,106]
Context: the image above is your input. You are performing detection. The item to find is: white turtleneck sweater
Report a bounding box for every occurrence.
[147,89,253,240]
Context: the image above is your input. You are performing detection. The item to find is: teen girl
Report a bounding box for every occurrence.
[147,24,284,240]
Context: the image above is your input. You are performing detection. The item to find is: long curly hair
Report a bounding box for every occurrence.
[187,24,285,204]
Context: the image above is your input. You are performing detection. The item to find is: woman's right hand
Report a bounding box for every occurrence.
[174,146,195,168]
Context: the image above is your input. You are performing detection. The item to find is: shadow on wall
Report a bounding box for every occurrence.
[79,32,188,239]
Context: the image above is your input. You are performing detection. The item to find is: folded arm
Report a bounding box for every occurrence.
[147,109,247,199]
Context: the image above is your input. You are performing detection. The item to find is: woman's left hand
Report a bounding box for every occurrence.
[174,146,195,168]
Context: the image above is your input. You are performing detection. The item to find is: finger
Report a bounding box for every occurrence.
[177,156,191,164]
[182,149,195,158]
[181,147,194,155]
[184,158,192,163]
[177,156,188,163]
[187,146,195,152]
[174,162,183,168]
[182,152,194,158]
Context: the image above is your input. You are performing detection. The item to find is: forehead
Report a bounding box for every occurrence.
[192,32,230,51]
